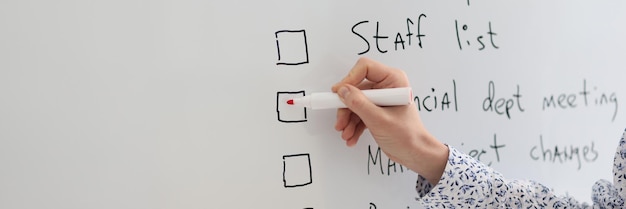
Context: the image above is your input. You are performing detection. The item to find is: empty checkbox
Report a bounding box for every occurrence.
[275,30,309,65]
[283,153,312,188]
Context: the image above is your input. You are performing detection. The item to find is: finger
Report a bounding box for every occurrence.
[341,57,391,85]
[371,69,409,89]
[336,84,385,123]
[335,108,352,131]
[341,113,362,141]
[346,122,367,147]
[332,57,407,92]
[356,80,376,90]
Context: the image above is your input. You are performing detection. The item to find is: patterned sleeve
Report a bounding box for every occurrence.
[415,129,626,208]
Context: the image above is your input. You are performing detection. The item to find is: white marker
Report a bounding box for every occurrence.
[286,87,412,109]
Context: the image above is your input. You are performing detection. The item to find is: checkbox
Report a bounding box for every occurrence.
[275,30,309,65]
[276,91,307,123]
[283,153,312,188]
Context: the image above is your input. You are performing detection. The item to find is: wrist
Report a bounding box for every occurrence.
[407,131,449,185]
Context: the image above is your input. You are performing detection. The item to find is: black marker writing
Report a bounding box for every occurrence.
[368,145,404,175]
[352,14,427,55]
[482,81,525,119]
[530,135,599,170]
[542,79,618,122]
[455,20,499,51]
[352,21,370,55]
[460,134,506,166]
[414,80,458,112]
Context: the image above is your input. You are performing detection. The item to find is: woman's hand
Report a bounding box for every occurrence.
[332,57,448,185]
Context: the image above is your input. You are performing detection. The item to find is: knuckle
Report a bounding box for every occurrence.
[357,56,371,63]
[397,69,408,78]
[349,97,365,109]
[392,69,410,86]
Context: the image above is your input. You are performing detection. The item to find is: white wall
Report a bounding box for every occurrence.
[1,1,625,208]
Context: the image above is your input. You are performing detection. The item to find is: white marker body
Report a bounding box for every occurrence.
[291,87,412,110]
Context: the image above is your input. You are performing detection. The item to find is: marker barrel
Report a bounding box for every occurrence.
[294,87,412,110]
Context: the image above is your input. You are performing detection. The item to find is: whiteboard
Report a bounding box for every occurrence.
[1,1,625,208]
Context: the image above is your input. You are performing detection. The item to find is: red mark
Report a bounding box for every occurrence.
[287,99,294,105]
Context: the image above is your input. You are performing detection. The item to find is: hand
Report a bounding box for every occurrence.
[332,57,448,185]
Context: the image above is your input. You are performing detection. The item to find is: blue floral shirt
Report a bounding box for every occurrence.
[416,129,626,208]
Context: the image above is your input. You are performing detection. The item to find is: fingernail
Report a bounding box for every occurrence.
[338,86,350,98]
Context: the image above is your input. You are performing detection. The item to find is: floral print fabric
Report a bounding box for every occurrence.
[416,129,626,208]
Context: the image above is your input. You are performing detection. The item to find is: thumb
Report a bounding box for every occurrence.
[337,85,384,122]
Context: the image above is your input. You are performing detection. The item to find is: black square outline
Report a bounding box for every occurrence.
[282,153,312,188]
[275,30,309,66]
[276,91,307,123]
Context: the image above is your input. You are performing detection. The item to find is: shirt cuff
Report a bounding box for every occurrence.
[415,145,498,208]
